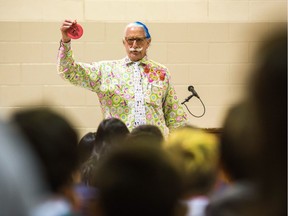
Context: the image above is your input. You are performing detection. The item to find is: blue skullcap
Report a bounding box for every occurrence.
[134,21,151,39]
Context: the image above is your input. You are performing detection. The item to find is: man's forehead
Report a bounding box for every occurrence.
[125,26,145,36]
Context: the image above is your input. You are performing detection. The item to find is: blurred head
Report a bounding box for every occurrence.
[80,118,129,185]
[78,132,97,165]
[245,26,286,215]
[0,121,45,216]
[11,108,79,193]
[220,102,259,182]
[247,27,287,177]
[126,124,164,147]
[123,22,151,62]
[91,144,182,216]
[94,118,130,157]
[164,127,219,196]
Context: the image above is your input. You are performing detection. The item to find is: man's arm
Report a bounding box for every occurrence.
[163,77,187,130]
[57,20,101,92]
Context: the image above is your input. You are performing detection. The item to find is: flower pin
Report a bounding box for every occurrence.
[144,64,166,82]
[144,65,150,74]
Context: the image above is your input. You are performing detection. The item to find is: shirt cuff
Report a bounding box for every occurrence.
[59,40,71,50]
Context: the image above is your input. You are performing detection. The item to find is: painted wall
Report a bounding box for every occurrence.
[0,0,286,137]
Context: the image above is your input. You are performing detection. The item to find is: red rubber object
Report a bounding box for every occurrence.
[67,23,83,39]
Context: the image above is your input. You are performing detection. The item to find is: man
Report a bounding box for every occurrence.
[57,20,187,136]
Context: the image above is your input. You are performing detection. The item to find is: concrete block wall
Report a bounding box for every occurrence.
[0,0,286,137]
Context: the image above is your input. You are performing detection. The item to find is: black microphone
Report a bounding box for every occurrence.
[188,85,200,99]
[181,94,193,105]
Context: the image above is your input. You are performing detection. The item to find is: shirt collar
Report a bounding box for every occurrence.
[124,56,149,66]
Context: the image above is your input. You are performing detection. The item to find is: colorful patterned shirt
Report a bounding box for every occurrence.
[57,42,187,137]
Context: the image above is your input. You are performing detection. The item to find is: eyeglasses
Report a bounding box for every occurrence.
[125,37,147,45]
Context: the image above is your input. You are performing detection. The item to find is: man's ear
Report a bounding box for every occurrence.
[122,39,125,45]
[147,38,151,47]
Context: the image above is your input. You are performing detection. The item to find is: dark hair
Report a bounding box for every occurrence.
[126,124,164,147]
[80,118,129,185]
[92,144,182,216]
[246,27,286,215]
[220,102,257,181]
[247,27,287,179]
[78,132,97,165]
[94,118,130,157]
[12,108,79,193]
[248,28,287,154]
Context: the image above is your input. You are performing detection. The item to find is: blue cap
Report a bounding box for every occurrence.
[134,21,151,39]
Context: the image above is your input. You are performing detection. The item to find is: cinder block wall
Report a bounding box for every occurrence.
[0,0,286,137]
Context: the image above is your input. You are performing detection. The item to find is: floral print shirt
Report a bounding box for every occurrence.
[57,42,187,137]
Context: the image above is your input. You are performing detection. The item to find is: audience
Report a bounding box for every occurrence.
[90,143,185,216]
[246,26,286,216]
[93,117,130,158]
[126,124,164,147]
[11,107,80,216]
[0,121,45,216]
[78,132,97,166]
[218,101,256,183]
[73,118,129,215]
[164,127,219,216]
[206,101,262,216]
[206,26,286,216]
[74,132,98,216]
[80,118,130,186]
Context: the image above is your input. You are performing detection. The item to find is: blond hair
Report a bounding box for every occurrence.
[164,127,219,196]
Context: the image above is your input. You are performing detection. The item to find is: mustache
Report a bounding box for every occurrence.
[129,47,143,52]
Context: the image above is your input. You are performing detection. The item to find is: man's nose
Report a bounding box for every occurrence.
[132,39,138,47]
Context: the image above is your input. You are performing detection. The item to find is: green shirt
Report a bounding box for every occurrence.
[57,42,187,137]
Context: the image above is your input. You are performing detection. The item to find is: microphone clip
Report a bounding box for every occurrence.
[181,94,194,105]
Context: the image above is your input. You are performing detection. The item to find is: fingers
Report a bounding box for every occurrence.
[60,19,76,32]
[60,19,76,43]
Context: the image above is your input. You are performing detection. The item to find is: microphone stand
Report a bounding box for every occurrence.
[181,94,206,118]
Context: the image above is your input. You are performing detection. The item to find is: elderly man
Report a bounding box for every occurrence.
[57,20,187,137]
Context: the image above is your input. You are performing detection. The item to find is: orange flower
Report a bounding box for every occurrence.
[160,74,165,81]
[159,69,166,81]
[144,65,150,73]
